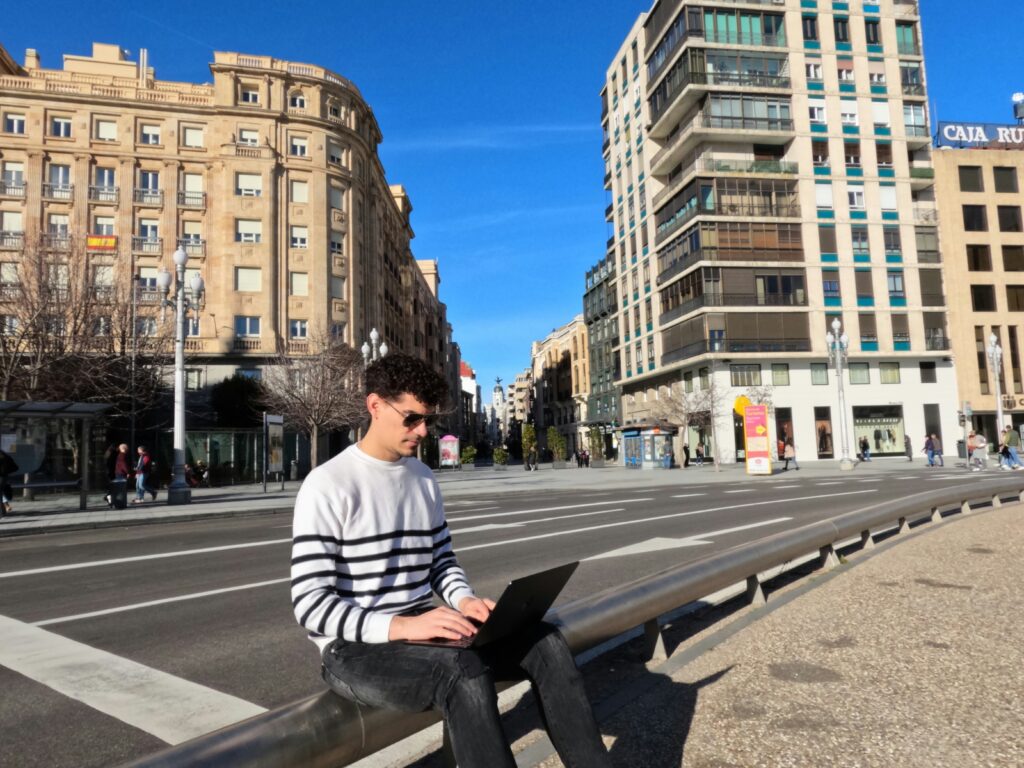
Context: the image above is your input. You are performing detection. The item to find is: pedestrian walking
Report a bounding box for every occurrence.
[782,437,799,471]
[859,435,871,462]
[0,447,18,517]
[904,435,913,461]
[695,444,704,466]
[682,443,690,468]
[930,434,944,467]
[1003,424,1022,468]
[105,443,131,508]
[923,434,935,466]
[292,353,612,768]
[968,431,988,472]
[132,445,157,503]
[998,427,1021,470]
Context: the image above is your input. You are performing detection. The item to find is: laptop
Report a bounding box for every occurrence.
[404,561,579,649]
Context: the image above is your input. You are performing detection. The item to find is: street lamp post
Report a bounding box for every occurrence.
[825,318,855,470]
[988,333,1004,433]
[360,327,388,368]
[156,247,205,505]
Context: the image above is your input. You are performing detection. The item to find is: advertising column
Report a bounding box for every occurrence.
[743,404,772,475]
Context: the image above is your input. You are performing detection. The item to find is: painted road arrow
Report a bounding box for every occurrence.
[585,517,791,560]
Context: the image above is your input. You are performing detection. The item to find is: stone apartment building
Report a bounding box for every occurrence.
[0,41,455,398]
[530,315,589,457]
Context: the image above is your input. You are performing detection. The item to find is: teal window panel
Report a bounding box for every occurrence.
[864,4,880,12]
[882,211,899,221]
[890,296,907,307]
[814,166,832,176]
[837,42,852,52]
[870,85,887,95]
[853,254,871,263]
[851,210,868,220]
[648,363,656,372]
[638,172,645,182]
[626,370,632,378]
[645,285,651,293]
[825,296,842,307]
[627,185,633,194]
[817,209,835,219]
[860,341,879,351]
[875,125,891,136]
[631,255,638,264]
[804,41,821,50]
[867,44,883,54]
[885,254,903,263]
[879,168,895,178]
[821,253,839,262]
[646,323,653,332]
[642,246,649,256]
[894,341,911,351]
[833,1,849,8]
[633,291,639,301]
[629,219,635,230]
[801,0,818,6]
[839,83,856,93]
[857,296,875,307]
[811,123,828,133]
[640,210,646,220]
[842,125,860,135]
[635,329,641,338]
[623,299,628,308]
[625,149,632,159]
[846,167,864,177]
[808,81,825,91]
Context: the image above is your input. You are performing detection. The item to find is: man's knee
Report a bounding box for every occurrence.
[441,651,497,711]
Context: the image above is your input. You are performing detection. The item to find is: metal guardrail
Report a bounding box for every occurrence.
[120,477,1024,768]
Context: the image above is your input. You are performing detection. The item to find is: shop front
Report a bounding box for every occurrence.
[620,423,677,469]
[852,405,905,457]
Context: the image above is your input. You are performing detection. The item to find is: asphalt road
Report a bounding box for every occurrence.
[0,467,1002,768]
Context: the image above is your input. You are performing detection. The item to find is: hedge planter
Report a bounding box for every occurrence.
[590,457,605,468]
[551,460,567,470]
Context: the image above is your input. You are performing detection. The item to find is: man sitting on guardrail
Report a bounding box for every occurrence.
[291,353,611,768]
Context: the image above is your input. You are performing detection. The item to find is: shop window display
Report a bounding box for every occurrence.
[852,406,905,457]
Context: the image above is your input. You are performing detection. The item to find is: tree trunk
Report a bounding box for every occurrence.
[310,424,319,469]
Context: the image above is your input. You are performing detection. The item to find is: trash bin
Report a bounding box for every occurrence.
[110,478,128,509]
[957,439,966,459]
[290,460,299,481]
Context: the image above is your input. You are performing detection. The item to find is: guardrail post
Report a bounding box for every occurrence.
[818,544,839,571]
[860,529,874,550]
[1019,489,1024,504]
[643,618,667,662]
[746,575,766,607]
[992,493,1002,508]
[930,506,942,523]
[441,723,457,768]
[898,516,910,534]
[961,499,972,515]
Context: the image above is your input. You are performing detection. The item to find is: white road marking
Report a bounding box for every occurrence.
[34,578,290,627]
[0,538,290,579]
[816,481,844,486]
[586,518,791,560]
[724,489,754,494]
[442,506,500,518]
[449,498,653,523]
[457,490,876,553]
[0,614,266,744]
[773,485,800,489]
[453,508,627,534]
[670,493,706,498]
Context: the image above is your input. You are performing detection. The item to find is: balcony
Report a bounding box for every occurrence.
[0,232,24,250]
[605,203,614,222]
[905,124,931,147]
[917,249,940,264]
[650,67,791,133]
[0,180,26,198]
[651,112,794,175]
[40,233,72,250]
[41,183,74,201]
[88,185,119,203]
[133,189,164,206]
[0,284,21,301]
[894,0,919,16]
[178,238,206,256]
[660,291,808,325]
[233,338,262,352]
[661,336,811,365]
[897,42,921,57]
[177,191,206,208]
[910,165,935,191]
[913,206,938,225]
[132,236,163,254]
[704,32,785,48]
[920,293,945,307]
[222,142,275,160]
[652,158,798,210]
[92,285,115,302]
[925,335,949,351]
[656,200,799,245]
[287,340,310,355]
[901,82,925,97]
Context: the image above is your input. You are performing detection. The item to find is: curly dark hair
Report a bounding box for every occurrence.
[365,353,449,409]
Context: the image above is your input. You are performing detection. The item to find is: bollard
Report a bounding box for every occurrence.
[898,516,910,534]
[930,506,942,523]
[860,529,875,549]
[961,499,972,515]
[992,493,1002,508]
[818,544,839,571]
[643,618,667,662]
[746,575,766,607]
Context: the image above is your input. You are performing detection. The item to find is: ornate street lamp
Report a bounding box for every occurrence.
[825,318,854,470]
[156,246,205,504]
[360,327,388,367]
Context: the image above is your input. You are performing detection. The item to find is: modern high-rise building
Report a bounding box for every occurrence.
[603,0,958,464]
[0,41,455,392]
[932,116,1024,438]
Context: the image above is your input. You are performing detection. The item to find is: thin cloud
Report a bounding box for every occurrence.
[384,123,599,153]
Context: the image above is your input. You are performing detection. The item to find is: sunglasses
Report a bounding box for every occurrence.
[381,399,442,429]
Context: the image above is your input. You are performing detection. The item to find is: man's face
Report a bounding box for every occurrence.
[367,392,435,459]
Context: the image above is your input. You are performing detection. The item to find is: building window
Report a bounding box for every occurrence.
[330,234,344,254]
[235,267,262,292]
[812,139,829,168]
[823,270,840,300]
[967,245,992,271]
[808,98,826,125]
[919,361,937,383]
[811,363,829,385]
[290,272,309,296]
[51,117,72,138]
[683,371,693,393]
[772,363,790,386]
[328,142,342,165]
[290,226,308,249]
[698,366,709,390]
[240,89,260,104]
[994,167,1019,194]
[998,206,1022,232]
[136,317,157,337]
[840,104,858,127]
[1004,245,1024,271]
[289,319,308,339]
[815,184,834,210]
[838,63,854,83]
[879,363,900,384]
[848,187,865,210]
[802,15,818,41]
[238,128,259,145]
[182,126,204,148]
[875,143,893,168]
[4,113,26,134]
[844,142,861,168]
[730,364,762,387]
[970,285,996,312]
[958,166,984,192]
[848,363,869,384]
[1007,286,1024,312]
[235,172,262,196]
[887,270,905,299]
[93,215,115,235]
[140,124,161,145]
[833,17,850,44]
[289,136,308,157]
[962,205,987,232]
[819,225,837,253]
[289,92,306,109]
[95,119,117,141]
[331,276,345,299]
[237,368,262,380]
[883,226,901,255]
[235,219,262,243]
[330,187,344,209]
[290,179,309,203]
[185,369,203,391]
[864,19,880,45]
[234,316,261,337]
[806,62,822,81]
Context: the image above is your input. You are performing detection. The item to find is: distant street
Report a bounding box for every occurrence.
[0,466,1003,768]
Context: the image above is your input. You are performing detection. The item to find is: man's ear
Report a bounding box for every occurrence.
[366,393,379,420]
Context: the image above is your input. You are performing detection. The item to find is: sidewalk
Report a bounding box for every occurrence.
[528,502,1023,768]
[0,455,967,538]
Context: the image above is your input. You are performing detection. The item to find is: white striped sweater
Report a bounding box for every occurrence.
[291,444,475,650]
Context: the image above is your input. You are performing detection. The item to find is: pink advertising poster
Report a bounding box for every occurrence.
[743,405,772,475]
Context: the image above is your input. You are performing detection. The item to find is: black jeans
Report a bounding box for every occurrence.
[321,623,611,768]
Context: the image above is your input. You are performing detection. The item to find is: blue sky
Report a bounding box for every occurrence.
[3,1,1022,394]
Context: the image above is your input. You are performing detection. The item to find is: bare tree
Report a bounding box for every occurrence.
[684,366,733,472]
[260,328,366,468]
